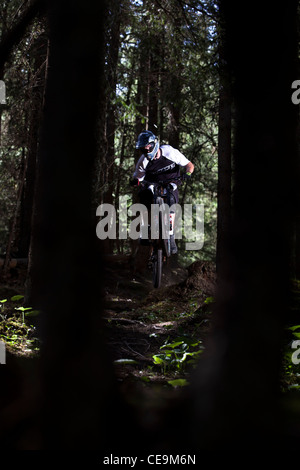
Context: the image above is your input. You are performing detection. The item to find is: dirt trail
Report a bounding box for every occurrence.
[0,252,217,444]
[0,252,216,387]
[102,252,216,386]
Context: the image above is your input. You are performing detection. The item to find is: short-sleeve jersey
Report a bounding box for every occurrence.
[133,145,190,183]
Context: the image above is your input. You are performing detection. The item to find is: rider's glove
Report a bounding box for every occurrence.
[183,172,192,181]
[130,177,139,187]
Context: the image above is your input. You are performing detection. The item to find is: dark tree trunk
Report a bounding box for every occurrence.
[26,0,128,450]
[135,39,149,139]
[291,85,300,279]
[164,16,183,148]
[216,5,232,279]
[148,44,159,130]
[186,0,299,450]
[102,0,122,254]
[166,75,181,148]
[18,35,47,258]
[104,0,121,204]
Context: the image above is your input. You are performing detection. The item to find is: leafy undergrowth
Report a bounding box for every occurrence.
[103,258,300,404]
[2,254,300,442]
[2,256,300,447]
[0,292,40,357]
[2,257,300,401]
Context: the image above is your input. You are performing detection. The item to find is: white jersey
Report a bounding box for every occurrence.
[134,144,190,181]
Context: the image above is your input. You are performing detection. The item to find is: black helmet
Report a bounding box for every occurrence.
[135,130,159,161]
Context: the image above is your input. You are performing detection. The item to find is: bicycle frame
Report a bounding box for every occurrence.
[139,178,181,288]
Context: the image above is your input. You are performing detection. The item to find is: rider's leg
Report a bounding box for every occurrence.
[170,212,177,254]
[138,188,152,242]
[168,190,178,255]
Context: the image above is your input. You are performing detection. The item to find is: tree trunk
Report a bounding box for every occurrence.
[216,5,232,279]
[18,34,47,258]
[135,37,149,137]
[25,0,128,450]
[166,75,181,148]
[148,43,159,130]
[104,0,121,204]
[163,15,183,148]
[187,0,299,449]
[102,0,122,253]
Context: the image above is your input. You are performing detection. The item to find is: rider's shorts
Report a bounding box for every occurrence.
[138,187,179,211]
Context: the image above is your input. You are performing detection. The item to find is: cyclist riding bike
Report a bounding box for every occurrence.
[131,130,194,254]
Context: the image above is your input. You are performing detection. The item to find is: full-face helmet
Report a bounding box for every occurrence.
[135,130,159,161]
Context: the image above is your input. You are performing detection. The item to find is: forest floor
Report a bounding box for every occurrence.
[2,249,300,448]
[0,247,216,404]
[1,247,299,406]
[102,247,216,399]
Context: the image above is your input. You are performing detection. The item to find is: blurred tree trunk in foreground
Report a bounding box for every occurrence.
[216,1,232,278]
[187,0,299,449]
[26,0,127,450]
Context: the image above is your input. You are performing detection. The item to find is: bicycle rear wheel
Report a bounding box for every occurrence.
[152,248,162,288]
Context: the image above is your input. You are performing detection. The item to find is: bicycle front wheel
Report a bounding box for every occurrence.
[152,248,162,288]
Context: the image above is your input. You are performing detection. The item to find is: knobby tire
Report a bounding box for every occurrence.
[157,199,170,258]
[151,195,171,288]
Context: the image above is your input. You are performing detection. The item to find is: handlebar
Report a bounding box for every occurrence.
[130,173,190,188]
[139,175,183,187]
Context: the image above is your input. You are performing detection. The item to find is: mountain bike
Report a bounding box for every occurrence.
[139,178,180,288]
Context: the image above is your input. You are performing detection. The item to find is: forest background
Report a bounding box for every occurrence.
[0,0,300,454]
[0,0,219,268]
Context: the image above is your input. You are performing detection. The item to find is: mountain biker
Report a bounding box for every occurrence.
[131,130,194,254]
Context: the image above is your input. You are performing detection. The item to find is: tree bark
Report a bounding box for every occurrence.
[18,34,47,258]
[135,36,149,138]
[216,5,232,278]
[104,0,121,205]
[187,0,299,449]
[25,0,128,450]
[148,43,159,130]
[165,16,183,148]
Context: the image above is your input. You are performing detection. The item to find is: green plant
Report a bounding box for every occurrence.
[14,306,40,323]
[0,295,40,355]
[168,378,190,388]
[152,336,203,374]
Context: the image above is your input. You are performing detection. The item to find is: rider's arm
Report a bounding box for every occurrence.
[133,154,149,181]
[161,145,194,176]
[162,146,190,166]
